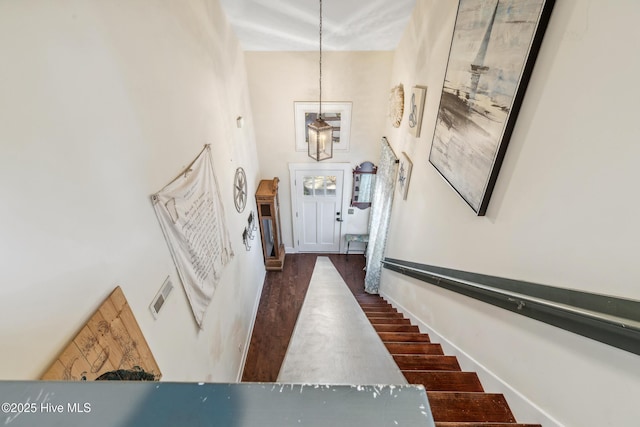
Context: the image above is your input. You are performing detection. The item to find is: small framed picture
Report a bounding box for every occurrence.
[408,86,427,137]
[398,152,413,200]
[294,101,352,152]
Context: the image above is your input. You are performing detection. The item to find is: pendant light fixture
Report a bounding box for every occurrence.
[307,0,333,161]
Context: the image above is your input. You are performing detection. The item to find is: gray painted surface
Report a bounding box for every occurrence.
[278,257,408,384]
[0,381,433,426]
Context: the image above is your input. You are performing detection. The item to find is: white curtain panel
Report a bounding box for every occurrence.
[364,138,398,294]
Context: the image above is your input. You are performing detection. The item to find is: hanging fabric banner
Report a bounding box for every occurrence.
[151,145,234,328]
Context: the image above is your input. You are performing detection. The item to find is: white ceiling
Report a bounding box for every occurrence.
[218,0,416,51]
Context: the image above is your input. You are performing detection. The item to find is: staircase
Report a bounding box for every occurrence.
[356,293,541,427]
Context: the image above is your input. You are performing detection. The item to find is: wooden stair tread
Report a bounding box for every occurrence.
[361,304,396,309]
[403,371,484,392]
[364,311,405,318]
[373,324,419,333]
[393,355,461,371]
[427,392,516,423]
[385,342,443,355]
[356,295,385,302]
[360,304,396,309]
[435,424,541,427]
[378,332,430,342]
[358,301,396,310]
[362,308,398,314]
[368,317,412,325]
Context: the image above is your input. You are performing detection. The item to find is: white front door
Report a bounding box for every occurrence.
[292,168,345,252]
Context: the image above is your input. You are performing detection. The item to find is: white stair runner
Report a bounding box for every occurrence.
[277,257,407,384]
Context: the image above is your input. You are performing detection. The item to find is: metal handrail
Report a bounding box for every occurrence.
[382,258,640,356]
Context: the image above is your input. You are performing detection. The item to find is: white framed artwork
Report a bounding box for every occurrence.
[408,86,427,137]
[398,152,413,200]
[294,101,352,152]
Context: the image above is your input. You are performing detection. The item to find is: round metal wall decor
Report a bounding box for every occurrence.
[389,84,405,128]
[233,167,247,213]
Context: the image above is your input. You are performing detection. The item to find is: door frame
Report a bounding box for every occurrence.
[288,162,353,253]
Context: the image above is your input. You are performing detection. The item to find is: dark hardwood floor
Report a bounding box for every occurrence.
[241,253,367,382]
[240,254,538,426]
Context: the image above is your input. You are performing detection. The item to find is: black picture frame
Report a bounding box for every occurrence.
[429,0,555,216]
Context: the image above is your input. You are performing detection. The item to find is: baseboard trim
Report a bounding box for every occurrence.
[236,273,266,382]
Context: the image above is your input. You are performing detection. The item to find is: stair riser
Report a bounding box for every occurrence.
[378,332,431,343]
[403,371,484,392]
[385,343,443,355]
[393,355,461,371]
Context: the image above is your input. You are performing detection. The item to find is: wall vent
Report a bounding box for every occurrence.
[150,276,174,319]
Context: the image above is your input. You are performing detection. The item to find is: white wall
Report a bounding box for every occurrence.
[381,1,640,426]
[0,0,265,382]
[245,51,393,252]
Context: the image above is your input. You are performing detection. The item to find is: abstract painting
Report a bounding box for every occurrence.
[429,0,555,215]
